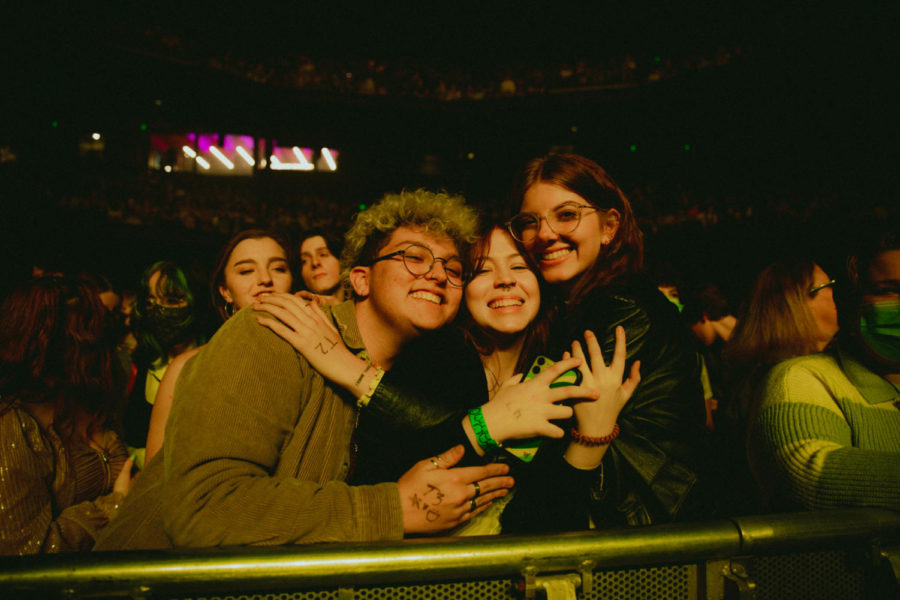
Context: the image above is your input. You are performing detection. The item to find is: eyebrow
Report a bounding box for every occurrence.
[390,240,461,259]
[232,257,287,267]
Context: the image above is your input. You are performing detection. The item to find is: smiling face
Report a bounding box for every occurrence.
[806,263,839,350]
[299,235,342,295]
[218,237,292,310]
[519,182,615,289]
[351,226,463,343]
[465,228,540,340]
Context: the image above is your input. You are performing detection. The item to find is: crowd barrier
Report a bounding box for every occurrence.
[2,508,898,599]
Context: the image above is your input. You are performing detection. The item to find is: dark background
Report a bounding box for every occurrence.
[1,2,897,305]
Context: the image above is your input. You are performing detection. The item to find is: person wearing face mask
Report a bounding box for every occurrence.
[143,230,295,465]
[121,261,205,467]
[748,226,900,511]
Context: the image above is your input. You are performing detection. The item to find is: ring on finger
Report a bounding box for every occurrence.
[429,457,441,469]
[470,497,478,512]
[472,481,480,499]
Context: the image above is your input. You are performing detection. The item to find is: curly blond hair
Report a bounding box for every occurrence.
[341,189,479,295]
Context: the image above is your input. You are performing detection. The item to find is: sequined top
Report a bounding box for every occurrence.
[0,404,127,555]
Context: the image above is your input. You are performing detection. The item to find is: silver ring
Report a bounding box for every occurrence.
[472,481,481,499]
[429,457,440,469]
[470,498,478,512]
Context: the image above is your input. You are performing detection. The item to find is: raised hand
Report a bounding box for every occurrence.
[397,445,514,534]
[568,326,641,437]
[477,357,599,447]
[254,293,370,394]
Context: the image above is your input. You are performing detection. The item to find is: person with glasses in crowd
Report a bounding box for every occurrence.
[255,214,640,535]
[93,189,514,551]
[504,153,711,528]
[724,258,840,425]
[748,226,900,511]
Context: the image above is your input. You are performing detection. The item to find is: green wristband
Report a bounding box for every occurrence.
[468,407,501,452]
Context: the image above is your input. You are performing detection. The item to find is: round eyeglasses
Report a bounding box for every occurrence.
[368,243,465,287]
[506,204,599,243]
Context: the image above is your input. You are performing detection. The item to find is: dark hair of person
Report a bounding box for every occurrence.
[210,229,293,321]
[132,261,200,367]
[459,218,552,376]
[681,282,732,325]
[0,277,115,440]
[297,226,345,293]
[510,153,644,306]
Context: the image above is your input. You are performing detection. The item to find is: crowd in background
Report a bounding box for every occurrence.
[114,25,747,101]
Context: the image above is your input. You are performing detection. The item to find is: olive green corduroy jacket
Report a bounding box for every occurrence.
[94,302,403,551]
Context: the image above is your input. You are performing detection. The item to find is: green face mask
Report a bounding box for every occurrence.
[859,300,900,365]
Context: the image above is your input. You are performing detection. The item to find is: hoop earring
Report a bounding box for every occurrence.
[225,302,235,317]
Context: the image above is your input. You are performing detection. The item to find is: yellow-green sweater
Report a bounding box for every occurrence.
[749,349,900,511]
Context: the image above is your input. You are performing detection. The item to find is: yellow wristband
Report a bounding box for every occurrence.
[357,366,384,408]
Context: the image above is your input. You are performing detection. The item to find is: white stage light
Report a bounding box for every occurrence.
[209,146,235,170]
[183,146,197,158]
[236,146,255,166]
[196,156,211,170]
[321,147,337,171]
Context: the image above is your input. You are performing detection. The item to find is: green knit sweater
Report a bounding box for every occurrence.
[749,349,900,511]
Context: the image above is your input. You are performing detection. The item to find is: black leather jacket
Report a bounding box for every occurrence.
[354,277,710,531]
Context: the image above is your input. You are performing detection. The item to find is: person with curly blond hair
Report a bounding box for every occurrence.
[94,189,513,551]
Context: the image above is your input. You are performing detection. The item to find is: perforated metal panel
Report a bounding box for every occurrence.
[750,550,866,600]
[173,565,695,600]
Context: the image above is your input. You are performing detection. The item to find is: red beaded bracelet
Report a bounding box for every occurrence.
[570,424,620,446]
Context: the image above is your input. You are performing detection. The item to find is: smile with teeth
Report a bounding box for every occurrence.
[410,290,442,304]
[541,247,572,261]
[488,298,524,309]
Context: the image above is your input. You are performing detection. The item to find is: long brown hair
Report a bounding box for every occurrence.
[459,220,552,376]
[0,277,115,438]
[510,153,644,305]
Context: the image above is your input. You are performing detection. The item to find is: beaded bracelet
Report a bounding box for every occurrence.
[356,366,384,408]
[570,424,620,447]
[468,407,501,452]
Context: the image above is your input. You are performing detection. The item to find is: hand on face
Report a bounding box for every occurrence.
[397,444,513,534]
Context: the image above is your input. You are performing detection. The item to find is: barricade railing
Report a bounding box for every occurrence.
[1,508,898,599]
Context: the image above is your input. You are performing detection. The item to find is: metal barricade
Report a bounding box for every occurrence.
[2,508,898,599]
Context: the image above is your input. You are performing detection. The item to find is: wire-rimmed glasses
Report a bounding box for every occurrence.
[506,203,599,243]
[368,243,465,287]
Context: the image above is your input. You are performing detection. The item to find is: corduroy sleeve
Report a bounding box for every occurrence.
[160,308,403,547]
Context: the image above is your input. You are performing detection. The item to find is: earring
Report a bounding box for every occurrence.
[225,302,235,317]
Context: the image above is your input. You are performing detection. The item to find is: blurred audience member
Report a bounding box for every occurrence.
[0,277,134,554]
[749,227,900,511]
[122,261,205,467]
[725,258,839,423]
[297,227,347,304]
[144,230,294,464]
[681,282,737,429]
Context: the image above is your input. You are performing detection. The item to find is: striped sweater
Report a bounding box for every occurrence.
[749,349,900,511]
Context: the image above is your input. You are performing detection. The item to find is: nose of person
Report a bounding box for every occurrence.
[535,216,558,244]
[258,269,274,287]
[494,266,516,288]
[426,259,449,285]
